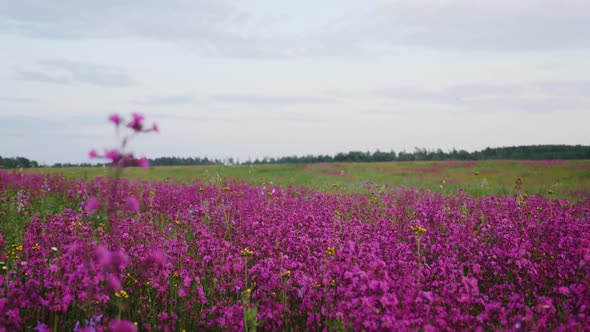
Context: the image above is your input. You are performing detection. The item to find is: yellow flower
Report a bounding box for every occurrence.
[326,246,336,257]
[410,225,427,236]
[240,248,254,257]
[114,290,129,299]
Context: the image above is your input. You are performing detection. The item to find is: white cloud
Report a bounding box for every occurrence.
[15,59,135,87]
[378,80,590,112]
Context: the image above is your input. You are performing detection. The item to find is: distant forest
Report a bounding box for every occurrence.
[1,145,589,169]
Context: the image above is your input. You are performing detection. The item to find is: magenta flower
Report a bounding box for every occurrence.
[88,149,99,159]
[105,149,121,162]
[84,197,101,213]
[34,321,50,332]
[137,157,149,169]
[151,123,159,133]
[109,113,123,126]
[106,274,122,292]
[109,320,137,332]
[95,245,111,266]
[76,328,97,332]
[128,113,145,132]
[125,196,140,214]
[150,248,167,265]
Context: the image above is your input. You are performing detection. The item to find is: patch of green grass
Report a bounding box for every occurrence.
[21,160,590,200]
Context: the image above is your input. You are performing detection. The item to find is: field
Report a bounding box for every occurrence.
[23,159,590,200]
[1,161,590,330]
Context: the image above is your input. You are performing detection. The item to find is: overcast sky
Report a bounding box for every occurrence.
[1,0,589,164]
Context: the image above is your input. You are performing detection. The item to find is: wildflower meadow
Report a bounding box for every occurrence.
[1,114,589,331]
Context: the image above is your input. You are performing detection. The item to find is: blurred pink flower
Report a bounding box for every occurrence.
[109,113,123,126]
[88,149,99,159]
[137,157,149,169]
[105,149,121,162]
[151,123,159,133]
[95,245,111,266]
[106,274,122,292]
[150,248,167,265]
[109,320,137,332]
[85,197,101,213]
[125,196,140,214]
[128,113,145,132]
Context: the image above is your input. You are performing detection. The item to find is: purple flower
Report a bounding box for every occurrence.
[88,149,99,159]
[95,245,111,266]
[77,328,96,332]
[125,196,140,214]
[106,274,122,291]
[105,149,121,162]
[109,320,137,332]
[151,123,159,133]
[34,321,51,332]
[128,113,145,132]
[89,314,103,327]
[150,248,167,265]
[85,197,101,213]
[137,157,149,169]
[109,113,123,125]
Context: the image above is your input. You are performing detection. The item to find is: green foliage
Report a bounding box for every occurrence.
[5,145,590,169]
[20,159,590,200]
[0,156,38,169]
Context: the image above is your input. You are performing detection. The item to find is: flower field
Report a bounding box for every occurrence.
[1,169,589,331]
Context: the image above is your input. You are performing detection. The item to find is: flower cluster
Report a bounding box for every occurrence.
[410,225,427,236]
[1,169,589,330]
[89,113,157,168]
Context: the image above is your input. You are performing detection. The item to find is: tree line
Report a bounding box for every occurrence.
[0,156,39,169]
[1,145,589,169]
[244,145,590,165]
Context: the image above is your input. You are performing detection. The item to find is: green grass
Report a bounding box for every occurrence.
[21,160,590,200]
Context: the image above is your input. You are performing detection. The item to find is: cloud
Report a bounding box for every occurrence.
[0,1,257,46]
[0,96,36,103]
[3,0,588,57]
[371,0,590,51]
[212,94,335,105]
[15,59,135,87]
[378,80,590,112]
[15,70,70,84]
[131,94,198,106]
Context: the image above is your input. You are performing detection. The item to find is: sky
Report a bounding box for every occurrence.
[1,0,589,165]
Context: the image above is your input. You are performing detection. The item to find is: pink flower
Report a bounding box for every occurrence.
[85,197,101,213]
[88,149,99,159]
[105,149,121,162]
[137,157,149,169]
[151,123,159,133]
[109,320,137,332]
[150,249,167,265]
[125,196,140,214]
[128,113,145,132]
[109,113,123,126]
[106,274,121,292]
[95,245,111,266]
